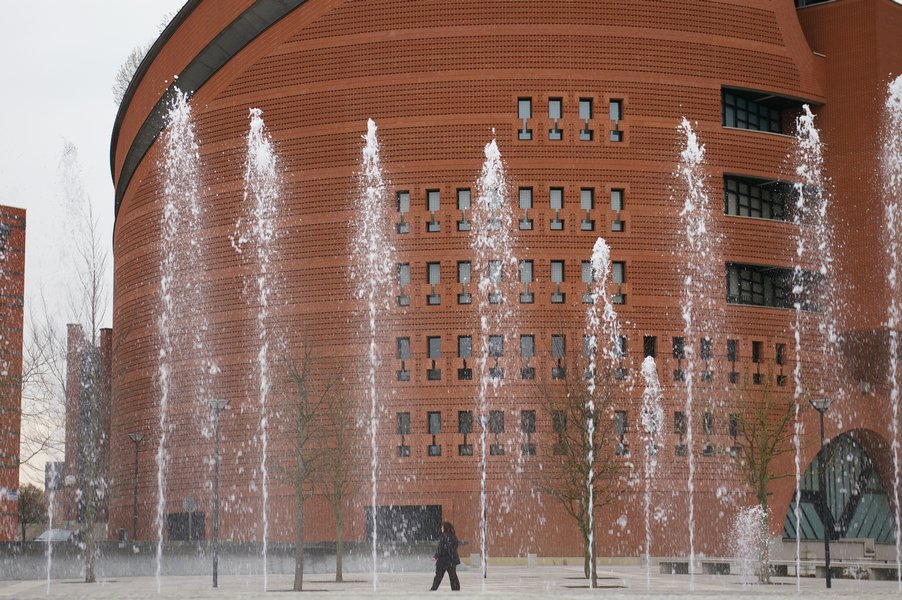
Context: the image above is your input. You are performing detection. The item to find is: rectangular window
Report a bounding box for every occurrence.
[552,410,566,433]
[672,336,685,360]
[397,191,410,213]
[427,336,441,359]
[612,261,625,284]
[457,188,471,211]
[609,99,622,121]
[518,98,532,120]
[721,89,782,133]
[618,335,628,358]
[519,187,533,209]
[458,261,471,284]
[488,260,502,284]
[489,335,504,357]
[519,260,533,284]
[583,334,597,357]
[427,262,441,285]
[549,98,563,120]
[611,189,624,211]
[552,335,566,358]
[521,410,536,433]
[459,411,473,434]
[520,335,535,358]
[727,339,738,362]
[775,343,786,365]
[428,411,441,435]
[643,335,657,358]
[427,190,440,212]
[674,411,686,435]
[397,263,410,286]
[458,335,472,359]
[724,175,789,221]
[397,412,411,435]
[701,337,713,361]
[726,263,792,309]
[551,260,565,283]
[729,414,739,438]
[489,410,505,434]
[397,337,410,360]
[614,411,628,436]
[580,188,594,210]
[579,98,593,121]
[703,411,714,435]
[752,341,763,363]
[550,188,564,210]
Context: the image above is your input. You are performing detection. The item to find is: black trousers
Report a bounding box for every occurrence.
[431,564,460,590]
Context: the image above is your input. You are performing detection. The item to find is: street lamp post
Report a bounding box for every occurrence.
[127,432,144,542]
[209,399,229,589]
[809,397,834,589]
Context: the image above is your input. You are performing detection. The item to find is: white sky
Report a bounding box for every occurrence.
[0,0,186,329]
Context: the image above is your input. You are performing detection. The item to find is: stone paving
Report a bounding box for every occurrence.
[1,565,901,599]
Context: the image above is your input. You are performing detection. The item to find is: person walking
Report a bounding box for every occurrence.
[430,521,461,591]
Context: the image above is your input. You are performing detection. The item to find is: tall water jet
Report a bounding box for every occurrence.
[470,133,518,579]
[674,118,719,585]
[881,74,902,590]
[640,356,664,590]
[156,89,216,591]
[241,107,282,589]
[583,237,624,587]
[351,119,396,588]
[790,104,841,588]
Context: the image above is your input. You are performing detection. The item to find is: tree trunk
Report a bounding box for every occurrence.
[757,504,771,584]
[84,484,97,583]
[293,483,305,591]
[335,507,344,583]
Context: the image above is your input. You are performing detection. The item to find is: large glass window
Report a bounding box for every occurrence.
[722,89,783,133]
[726,263,793,308]
[724,175,791,220]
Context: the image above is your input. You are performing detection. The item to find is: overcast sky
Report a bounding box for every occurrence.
[0,1,186,330]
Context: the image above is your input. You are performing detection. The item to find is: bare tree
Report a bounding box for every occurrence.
[317,377,363,583]
[730,373,795,583]
[538,351,626,587]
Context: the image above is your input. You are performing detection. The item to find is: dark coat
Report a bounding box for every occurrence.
[433,532,461,568]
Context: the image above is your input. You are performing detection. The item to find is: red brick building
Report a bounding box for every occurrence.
[107,0,902,559]
[0,205,25,541]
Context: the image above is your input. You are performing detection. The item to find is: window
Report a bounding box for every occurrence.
[580,188,594,210]
[703,411,714,435]
[583,334,597,357]
[724,175,789,221]
[396,263,410,286]
[397,412,411,435]
[609,100,623,142]
[458,336,472,359]
[518,98,532,140]
[752,341,763,364]
[428,336,441,359]
[489,260,502,284]
[550,188,564,210]
[726,263,792,309]
[519,260,534,284]
[549,98,563,140]
[459,411,473,434]
[611,189,624,211]
[551,260,565,283]
[457,188,470,211]
[727,339,738,362]
[397,191,410,214]
[428,411,441,435]
[457,261,471,284]
[674,411,686,435]
[672,337,685,360]
[489,410,505,434]
[521,410,536,433]
[729,414,739,438]
[397,337,410,360]
[552,335,566,358]
[427,190,440,213]
[643,336,657,358]
[612,261,625,284]
[427,262,441,285]
[721,89,783,133]
[489,335,504,357]
[581,261,594,284]
[519,188,533,210]
[579,98,593,141]
[520,335,535,358]
[776,343,786,365]
[701,338,713,361]
[614,411,628,436]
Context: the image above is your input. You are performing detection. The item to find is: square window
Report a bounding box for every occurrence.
[519,188,533,209]
[552,335,566,359]
[458,261,471,284]
[397,263,410,286]
[396,337,410,360]
[521,410,536,434]
[643,335,657,358]
[427,336,441,359]
[458,336,472,359]
[459,411,473,434]
[458,444,473,456]
[579,98,593,121]
[672,336,685,360]
[518,98,532,120]
[397,412,411,435]
[489,335,504,357]
[489,410,505,434]
[609,100,622,121]
[551,260,565,283]
[610,129,623,142]
[427,444,442,456]
[428,411,441,435]
[427,262,441,285]
[550,188,564,210]
[397,191,410,213]
[457,189,471,211]
[397,445,411,457]
[520,335,535,358]
[580,188,594,211]
[612,261,625,284]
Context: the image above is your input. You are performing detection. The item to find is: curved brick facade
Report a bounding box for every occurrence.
[109,0,902,559]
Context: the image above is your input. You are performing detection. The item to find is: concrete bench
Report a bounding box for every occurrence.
[701,561,730,575]
[659,561,688,575]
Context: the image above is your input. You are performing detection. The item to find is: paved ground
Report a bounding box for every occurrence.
[0,565,900,599]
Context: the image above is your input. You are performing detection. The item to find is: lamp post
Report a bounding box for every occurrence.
[209,399,229,589]
[809,397,834,589]
[127,432,144,541]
